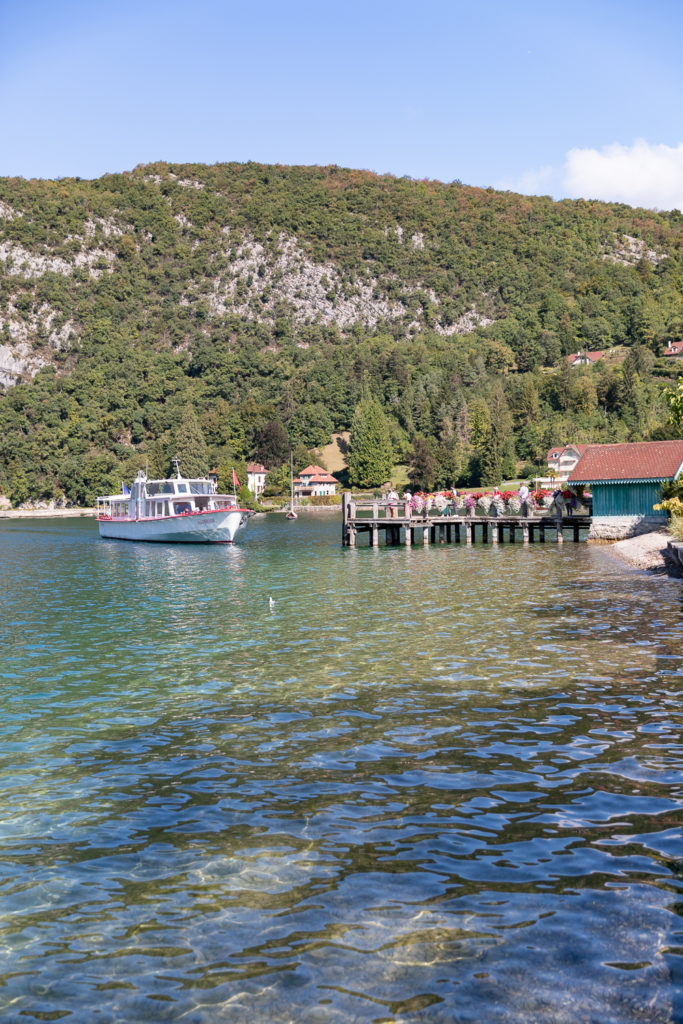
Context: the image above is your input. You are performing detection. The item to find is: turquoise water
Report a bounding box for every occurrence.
[0,513,681,1023]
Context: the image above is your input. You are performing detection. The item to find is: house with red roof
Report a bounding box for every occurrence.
[664,340,683,357]
[294,465,337,498]
[569,440,683,537]
[568,351,604,366]
[547,443,588,480]
[247,463,267,497]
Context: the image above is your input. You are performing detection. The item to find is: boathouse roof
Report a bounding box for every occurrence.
[569,440,683,484]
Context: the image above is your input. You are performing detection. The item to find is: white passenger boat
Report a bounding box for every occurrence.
[96,466,253,543]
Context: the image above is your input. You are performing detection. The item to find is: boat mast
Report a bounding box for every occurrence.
[290,451,294,512]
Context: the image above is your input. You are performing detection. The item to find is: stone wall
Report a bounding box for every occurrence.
[667,541,683,572]
[589,515,666,540]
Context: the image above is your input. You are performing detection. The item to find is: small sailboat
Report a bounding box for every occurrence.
[286,452,298,520]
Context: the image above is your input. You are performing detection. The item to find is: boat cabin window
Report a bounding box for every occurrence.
[176,484,188,494]
[146,481,174,496]
[174,502,192,514]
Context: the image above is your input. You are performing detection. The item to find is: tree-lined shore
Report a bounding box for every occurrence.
[0,162,681,505]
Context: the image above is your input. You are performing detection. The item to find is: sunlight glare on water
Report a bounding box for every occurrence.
[0,513,681,1023]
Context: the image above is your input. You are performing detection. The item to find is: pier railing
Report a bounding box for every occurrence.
[341,494,591,548]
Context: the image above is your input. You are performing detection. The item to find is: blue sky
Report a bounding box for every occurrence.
[1,0,682,208]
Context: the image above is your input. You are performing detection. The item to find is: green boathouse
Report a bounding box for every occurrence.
[569,440,683,538]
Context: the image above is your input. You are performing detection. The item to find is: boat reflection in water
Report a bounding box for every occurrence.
[96,464,253,543]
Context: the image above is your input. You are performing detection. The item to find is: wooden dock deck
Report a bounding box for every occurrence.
[341,494,591,547]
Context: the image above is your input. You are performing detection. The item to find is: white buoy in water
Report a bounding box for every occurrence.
[269,596,275,611]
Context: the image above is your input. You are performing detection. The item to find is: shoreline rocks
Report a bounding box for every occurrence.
[0,507,95,518]
[602,529,681,577]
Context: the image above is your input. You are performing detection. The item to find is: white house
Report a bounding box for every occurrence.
[294,465,337,498]
[547,443,588,481]
[247,463,267,497]
[567,351,604,367]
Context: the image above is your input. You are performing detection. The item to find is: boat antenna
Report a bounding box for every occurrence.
[173,456,181,478]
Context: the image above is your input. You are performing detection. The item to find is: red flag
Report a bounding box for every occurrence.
[232,468,240,489]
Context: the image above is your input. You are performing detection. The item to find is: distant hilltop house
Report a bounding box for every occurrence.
[664,340,683,357]
[294,465,337,498]
[567,350,604,367]
[569,439,683,539]
[247,463,267,497]
[547,443,588,481]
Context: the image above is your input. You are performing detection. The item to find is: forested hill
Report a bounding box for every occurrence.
[0,161,682,503]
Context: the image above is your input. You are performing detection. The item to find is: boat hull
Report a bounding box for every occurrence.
[97,508,249,543]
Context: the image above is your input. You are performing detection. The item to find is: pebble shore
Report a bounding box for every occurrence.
[604,529,680,576]
[0,508,95,518]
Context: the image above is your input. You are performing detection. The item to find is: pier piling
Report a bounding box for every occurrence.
[341,495,590,549]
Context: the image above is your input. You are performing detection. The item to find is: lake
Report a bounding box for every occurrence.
[0,512,681,1023]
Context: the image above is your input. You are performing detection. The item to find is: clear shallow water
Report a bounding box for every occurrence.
[0,513,681,1023]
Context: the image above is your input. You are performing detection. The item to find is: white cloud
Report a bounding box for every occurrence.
[563,140,683,211]
[499,140,683,212]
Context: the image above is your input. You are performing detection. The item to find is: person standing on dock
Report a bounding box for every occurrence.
[387,486,399,518]
[518,481,531,515]
[552,488,565,516]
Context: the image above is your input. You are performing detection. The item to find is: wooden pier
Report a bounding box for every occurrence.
[341,494,591,548]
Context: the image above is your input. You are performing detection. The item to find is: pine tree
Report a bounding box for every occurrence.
[174,405,209,477]
[409,436,438,491]
[347,389,394,487]
[480,386,515,485]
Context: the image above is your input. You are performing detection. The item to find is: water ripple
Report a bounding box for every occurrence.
[0,515,681,1022]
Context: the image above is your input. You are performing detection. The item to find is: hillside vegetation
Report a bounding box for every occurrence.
[0,162,682,502]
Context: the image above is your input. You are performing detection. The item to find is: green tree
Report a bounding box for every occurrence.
[174,405,209,477]
[468,398,491,453]
[571,375,598,416]
[288,402,333,448]
[517,377,541,426]
[263,463,290,496]
[408,436,438,492]
[479,385,514,486]
[663,377,683,430]
[254,419,290,469]
[347,390,394,487]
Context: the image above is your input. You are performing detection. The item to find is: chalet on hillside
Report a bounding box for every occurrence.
[547,443,588,480]
[664,340,683,358]
[294,465,337,498]
[569,440,683,534]
[568,351,604,367]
